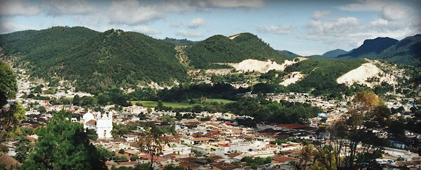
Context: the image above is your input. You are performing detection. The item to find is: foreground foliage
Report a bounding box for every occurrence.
[21,110,107,170]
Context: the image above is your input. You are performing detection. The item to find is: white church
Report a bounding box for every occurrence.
[82,111,114,139]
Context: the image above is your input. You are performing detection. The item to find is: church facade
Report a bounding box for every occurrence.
[82,111,114,139]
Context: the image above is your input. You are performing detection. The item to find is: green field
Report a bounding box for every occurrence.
[204,98,235,104]
[130,101,194,108]
[130,98,235,108]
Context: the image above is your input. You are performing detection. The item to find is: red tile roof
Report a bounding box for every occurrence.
[86,119,96,126]
[276,124,309,129]
[0,154,21,169]
[272,155,297,163]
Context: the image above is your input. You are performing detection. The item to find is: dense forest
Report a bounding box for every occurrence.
[0,27,188,93]
[186,33,287,69]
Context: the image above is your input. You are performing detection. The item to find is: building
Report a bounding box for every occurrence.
[82,111,113,139]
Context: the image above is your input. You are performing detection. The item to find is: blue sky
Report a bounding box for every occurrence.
[1,0,420,56]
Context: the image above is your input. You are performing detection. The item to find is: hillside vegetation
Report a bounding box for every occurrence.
[0,26,99,66]
[186,33,287,69]
[283,59,368,97]
[0,27,187,93]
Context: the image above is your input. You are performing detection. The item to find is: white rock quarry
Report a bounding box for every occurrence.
[337,62,397,87]
[229,34,240,40]
[280,72,304,86]
[228,59,301,73]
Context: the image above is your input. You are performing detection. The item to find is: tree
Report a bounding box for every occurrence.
[73,95,80,106]
[157,100,164,111]
[119,149,125,154]
[319,91,387,170]
[15,137,32,162]
[137,126,169,170]
[130,155,139,161]
[38,106,47,114]
[97,146,113,161]
[163,164,185,170]
[292,144,316,170]
[86,129,98,141]
[0,102,26,149]
[0,61,17,107]
[21,110,107,170]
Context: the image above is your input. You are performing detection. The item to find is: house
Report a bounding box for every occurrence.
[0,154,21,170]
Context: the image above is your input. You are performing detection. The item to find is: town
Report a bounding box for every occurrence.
[2,65,420,170]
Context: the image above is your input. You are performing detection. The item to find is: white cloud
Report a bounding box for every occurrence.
[303,16,364,47]
[312,10,330,20]
[133,26,160,35]
[171,21,183,28]
[304,5,420,48]
[337,0,389,11]
[188,18,206,28]
[42,0,98,16]
[0,0,40,16]
[105,0,164,25]
[0,21,36,34]
[257,24,296,35]
[201,0,264,8]
[380,4,409,21]
[176,30,203,38]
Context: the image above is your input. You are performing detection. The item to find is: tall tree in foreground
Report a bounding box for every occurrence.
[0,61,17,107]
[0,61,26,153]
[137,125,169,170]
[315,91,387,170]
[21,110,107,170]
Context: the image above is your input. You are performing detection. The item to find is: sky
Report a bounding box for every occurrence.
[0,0,420,56]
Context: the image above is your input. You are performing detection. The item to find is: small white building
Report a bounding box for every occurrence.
[82,111,113,139]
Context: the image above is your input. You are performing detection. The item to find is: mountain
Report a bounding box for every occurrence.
[163,37,196,46]
[0,26,100,66]
[337,37,398,59]
[186,33,287,69]
[0,27,187,93]
[278,50,299,60]
[378,34,421,67]
[322,49,348,58]
[337,35,421,67]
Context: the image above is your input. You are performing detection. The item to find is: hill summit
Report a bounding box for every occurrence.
[186,33,287,69]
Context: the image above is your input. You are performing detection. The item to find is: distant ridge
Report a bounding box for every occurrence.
[323,49,348,58]
[336,35,421,67]
[337,37,398,58]
[278,50,300,60]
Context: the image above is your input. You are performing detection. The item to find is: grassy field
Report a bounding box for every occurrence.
[130,98,235,108]
[130,101,195,108]
[204,98,235,104]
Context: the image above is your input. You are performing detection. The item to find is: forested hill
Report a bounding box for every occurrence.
[322,49,347,58]
[0,27,188,93]
[338,37,398,58]
[336,35,421,67]
[186,33,287,69]
[0,26,99,66]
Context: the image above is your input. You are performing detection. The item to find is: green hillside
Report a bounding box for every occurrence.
[277,50,300,60]
[284,59,367,97]
[0,26,100,66]
[379,34,421,67]
[39,29,187,92]
[186,33,287,69]
[322,49,348,58]
[0,27,188,93]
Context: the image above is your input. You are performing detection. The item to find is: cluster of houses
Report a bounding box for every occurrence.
[3,68,420,170]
